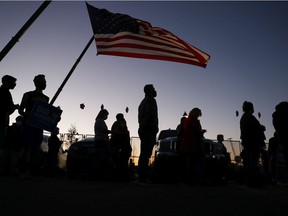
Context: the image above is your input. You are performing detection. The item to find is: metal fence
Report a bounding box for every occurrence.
[130,137,243,166]
[43,132,244,166]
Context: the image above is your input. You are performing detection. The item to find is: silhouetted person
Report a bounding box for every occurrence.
[18,74,49,179]
[0,75,19,173]
[268,133,278,185]
[179,108,207,185]
[240,101,266,187]
[212,134,230,184]
[176,115,187,183]
[47,127,62,176]
[93,109,111,180]
[272,101,288,174]
[138,84,158,183]
[3,116,23,175]
[110,113,132,181]
[268,132,288,186]
[176,116,187,149]
[215,134,227,153]
[260,143,269,184]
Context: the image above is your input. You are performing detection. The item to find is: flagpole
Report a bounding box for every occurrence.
[50,35,95,105]
[0,0,52,62]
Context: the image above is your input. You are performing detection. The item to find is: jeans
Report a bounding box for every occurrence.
[138,129,156,180]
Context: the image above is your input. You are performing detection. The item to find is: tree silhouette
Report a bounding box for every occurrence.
[67,124,78,143]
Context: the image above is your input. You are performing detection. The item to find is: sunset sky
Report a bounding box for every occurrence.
[1,1,288,144]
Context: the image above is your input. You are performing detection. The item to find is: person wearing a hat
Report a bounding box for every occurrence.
[0,75,19,173]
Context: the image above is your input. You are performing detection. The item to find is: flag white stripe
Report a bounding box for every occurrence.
[96,47,201,62]
[94,34,207,61]
[95,39,198,57]
[95,32,189,51]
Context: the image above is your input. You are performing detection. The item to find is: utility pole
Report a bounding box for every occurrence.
[0,0,52,62]
[50,36,95,105]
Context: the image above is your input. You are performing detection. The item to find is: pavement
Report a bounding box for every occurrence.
[0,174,288,216]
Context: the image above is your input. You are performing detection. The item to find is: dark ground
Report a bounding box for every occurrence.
[0,174,287,216]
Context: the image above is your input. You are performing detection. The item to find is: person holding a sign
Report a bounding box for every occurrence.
[18,74,49,179]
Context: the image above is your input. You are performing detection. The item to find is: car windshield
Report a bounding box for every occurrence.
[158,129,177,140]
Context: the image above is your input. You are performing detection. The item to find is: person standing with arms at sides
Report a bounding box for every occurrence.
[18,74,49,179]
[240,101,266,188]
[137,84,158,183]
[179,108,207,185]
[176,116,187,149]
[272,101,288,175]
[5,116,23,175]
[47,127,62,176]
[176,115,187,182]
[110,113,132,181]
[94,109,111,180]
[214,134,230,184]
[0,75,19,173]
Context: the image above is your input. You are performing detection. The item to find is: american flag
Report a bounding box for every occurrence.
[86,3,210,67]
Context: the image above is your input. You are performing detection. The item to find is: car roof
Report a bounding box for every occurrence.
[75,137,95,143]
[158,129,177,140]
[203,138,216,144]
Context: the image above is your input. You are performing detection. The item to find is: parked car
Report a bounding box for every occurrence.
[66,137,96,179]
[150,129,179,183]
[202,138,231,184]
[66,137,135,181]
[151,129,230,184]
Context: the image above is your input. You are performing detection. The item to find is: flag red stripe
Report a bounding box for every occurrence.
[96,42,200,62]
[96,33,188,52]
[98,51,205,67]
[95,33,208,65]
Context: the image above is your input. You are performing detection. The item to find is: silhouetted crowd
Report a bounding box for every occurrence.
[1,75,288,188]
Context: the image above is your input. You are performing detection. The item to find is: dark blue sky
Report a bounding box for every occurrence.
[1,1,288,143]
